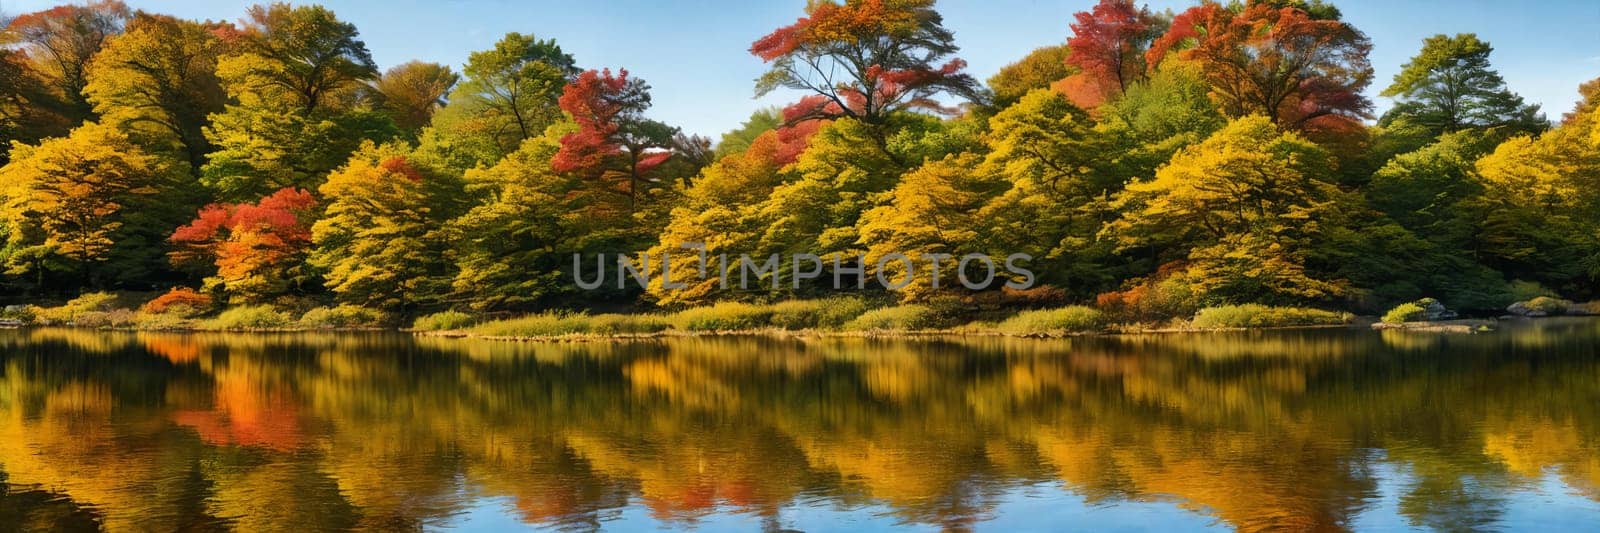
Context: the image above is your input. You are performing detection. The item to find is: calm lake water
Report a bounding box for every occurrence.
[2,321,1599,532]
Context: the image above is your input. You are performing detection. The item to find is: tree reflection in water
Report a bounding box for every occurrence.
[0,320,1598,531]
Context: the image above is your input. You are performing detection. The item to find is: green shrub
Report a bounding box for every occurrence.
[1382,302,1428,324]
[996,306,1105,334]
[134,312,194,331]
[1,305,36,323]
[1191,304,1351,329]
[843,304,937,331]
[1506,280,1558,303]
[412,310,476,331]
[1526,296,1573,315]
[769,297,871,330]
[470,312,592,337]
[33,292,119,325]
[206,305,294,330]
[300,305,389,328]
[588,313,672,334]
[672,302,773,331]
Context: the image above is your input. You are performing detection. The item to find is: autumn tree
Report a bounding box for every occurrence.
[1564,76,1598,124]
[553,68,678,213]
[1470,103,1600,295]
[859,153,1002,300]
[645,128,794,305]
[0,123,173,287]
[750,0,984,125]
[986,45,1072,109]
[216,3,376,114]
[975,89,1121,296]
[447,125,584,311]
[4,0,131,123]
[1058,0,1164,109]
[1109,116,1355,304]
[1146,1,1373,131]
[83,13,228,174]
[310,142,468,311]
[168,187,316,303]
[433,32,577,164]
[0,49,74,163]
[370,61,458,133]
[1380,34,1546,136]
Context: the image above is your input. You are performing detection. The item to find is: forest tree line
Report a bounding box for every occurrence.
[0,0,1597,321]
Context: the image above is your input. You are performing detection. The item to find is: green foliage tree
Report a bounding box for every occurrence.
[1381,34,1545,136]
[446,124,582,311]
[431,32,577,165]
[201,4,396,201]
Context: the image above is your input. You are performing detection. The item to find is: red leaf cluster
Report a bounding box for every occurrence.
[1066,0,1156,96]
[140,287,213,314]
[1147,2,1372,128]
[553,68,636,177]
[169,187,316,280]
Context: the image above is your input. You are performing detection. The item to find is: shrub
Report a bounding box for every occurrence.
[672,302,773,331]
[588,313,672,334]
[73,309,136,328]
[470,312,592,337]
[412,310,476,331]
[1382,302,1428,324]
[134,312,194,331]
[769,297,871,330]
[1505,280,1558,303]
[299,305,389,328]
[1526,296,1573,315]
[141,288,213,316]
[996,306,1105,334]
[206,305,293,330]
[843,304,937,331]
[0,305,35,323]
[1191,304,1351,329]
[1097,273,1200,321]
[34,292,119,325]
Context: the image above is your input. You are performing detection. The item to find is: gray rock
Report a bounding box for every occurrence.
[1417,298,1457,320]
[1506,301,1545,317]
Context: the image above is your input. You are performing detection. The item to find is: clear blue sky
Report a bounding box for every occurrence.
[6,0,1599,139]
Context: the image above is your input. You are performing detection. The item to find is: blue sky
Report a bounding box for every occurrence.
[7,0,1599,139]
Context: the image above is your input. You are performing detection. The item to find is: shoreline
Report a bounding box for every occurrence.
[13,315,1579,343]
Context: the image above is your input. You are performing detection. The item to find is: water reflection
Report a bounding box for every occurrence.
[0,320,1598,531]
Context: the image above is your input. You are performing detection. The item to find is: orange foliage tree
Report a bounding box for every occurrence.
[1146,2,1373,131]
[552,68,676,212]
[750,0,982,125]
[168,187,315,303]
[1059,0,1163,109]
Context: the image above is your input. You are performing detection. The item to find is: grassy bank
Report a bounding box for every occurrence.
[413,300,1360,342]
[26,290,1600,341]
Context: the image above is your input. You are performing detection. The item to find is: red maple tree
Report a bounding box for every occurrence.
[553,68,675,210]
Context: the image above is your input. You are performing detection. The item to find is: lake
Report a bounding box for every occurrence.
[1,320,1599,531]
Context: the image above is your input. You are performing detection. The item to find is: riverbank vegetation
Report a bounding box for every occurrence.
[11,289,1368,337]
[2,0,1598,329]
